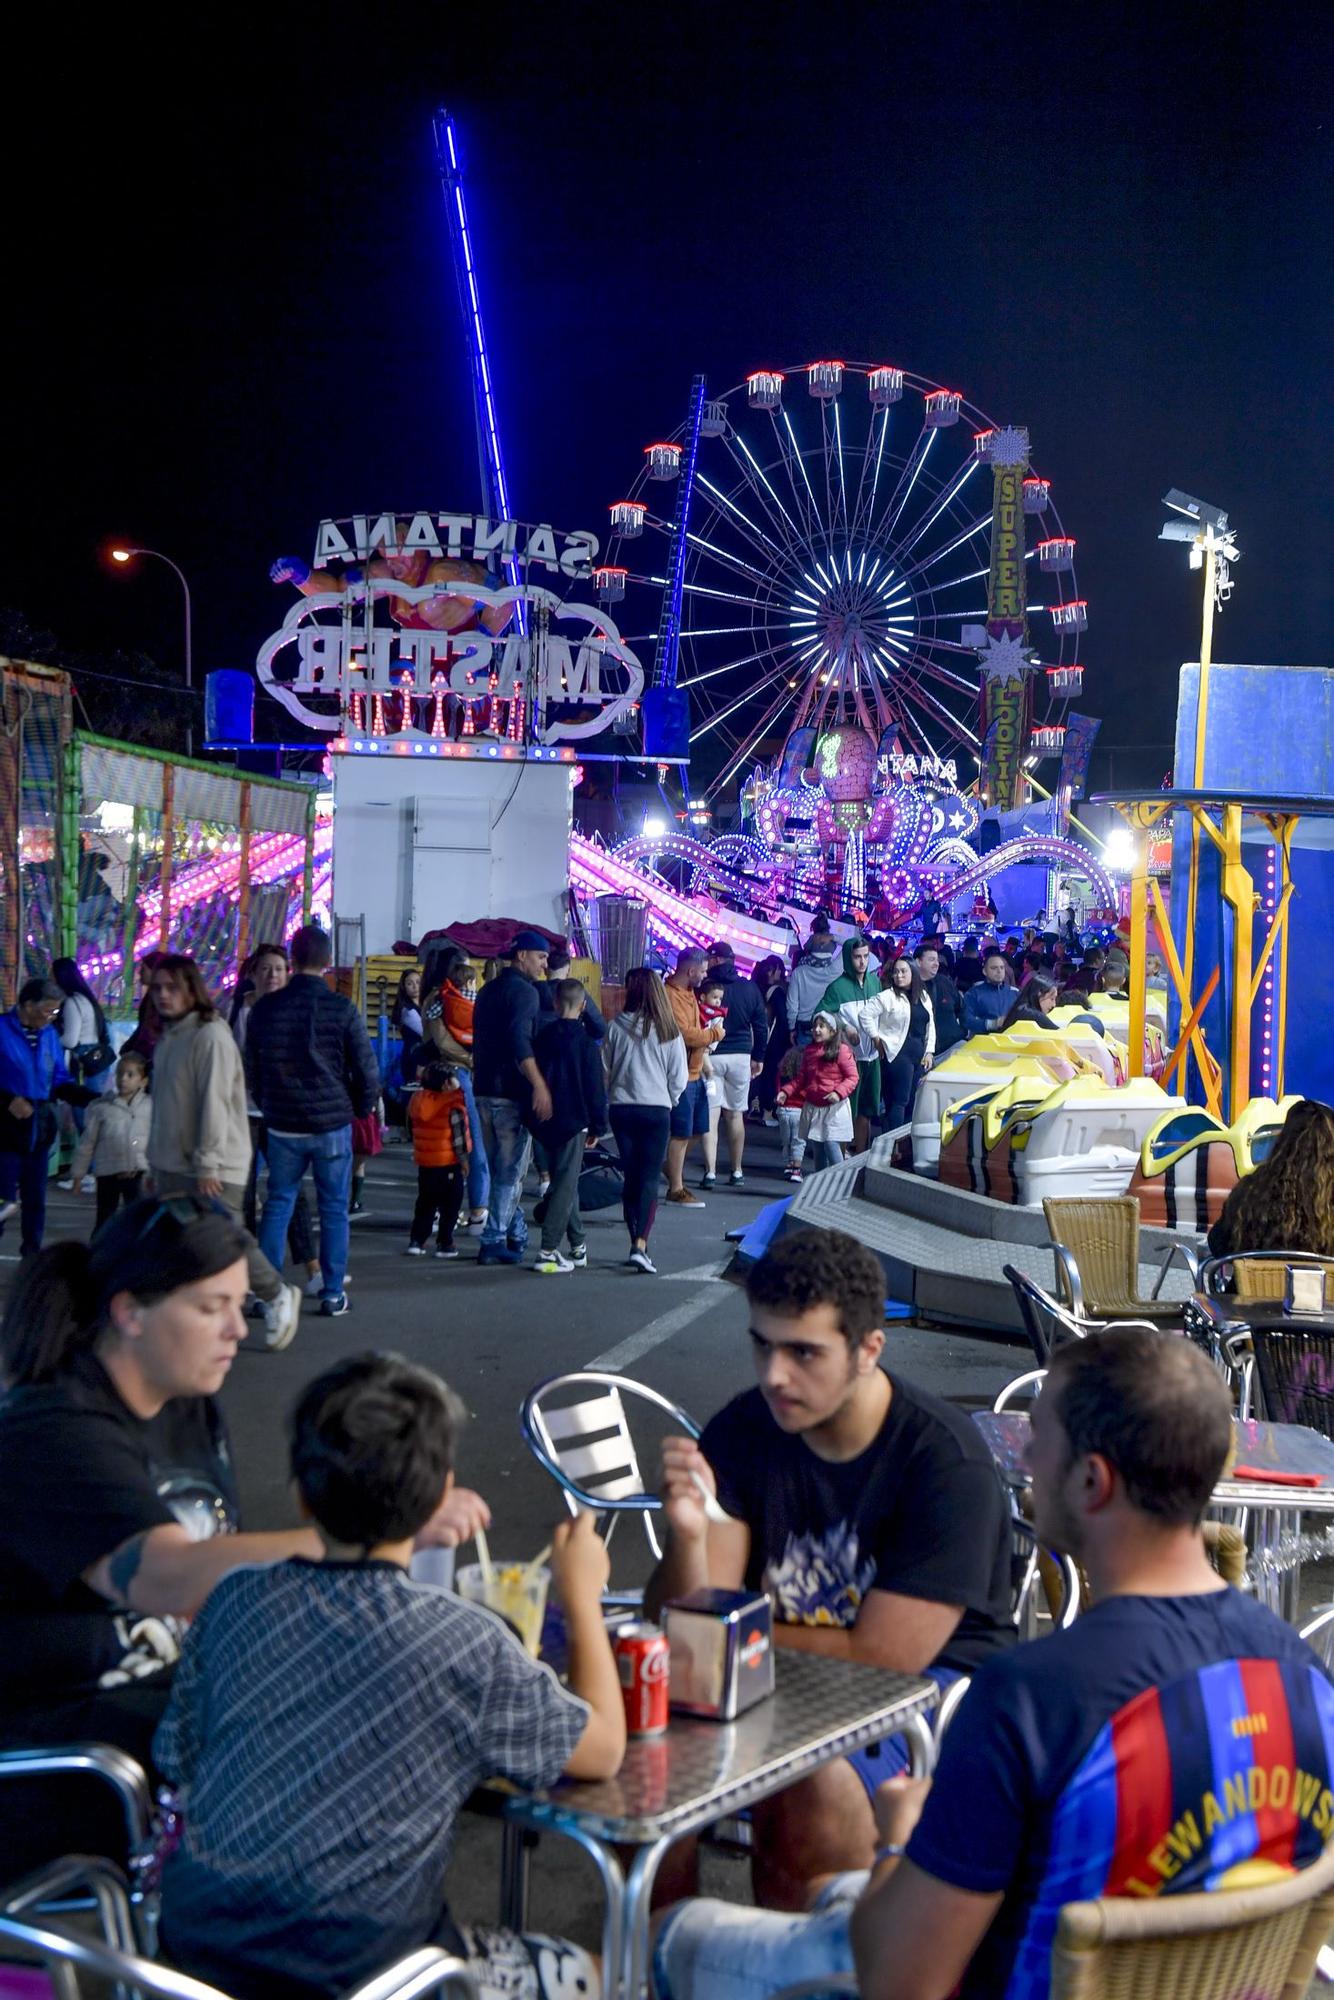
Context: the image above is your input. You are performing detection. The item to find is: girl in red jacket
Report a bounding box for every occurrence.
[775,1011,858,1173]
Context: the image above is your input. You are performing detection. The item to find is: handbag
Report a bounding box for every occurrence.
[81,1039,117,1080]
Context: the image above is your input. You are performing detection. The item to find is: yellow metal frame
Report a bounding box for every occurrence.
[1114,794,1295,1122]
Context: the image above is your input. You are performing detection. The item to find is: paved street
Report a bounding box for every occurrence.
[36,1129,1032,1948]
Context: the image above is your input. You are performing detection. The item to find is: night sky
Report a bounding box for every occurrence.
[7,3,1330,792]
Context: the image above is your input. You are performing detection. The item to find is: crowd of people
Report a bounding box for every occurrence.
[7,918,1326,2000]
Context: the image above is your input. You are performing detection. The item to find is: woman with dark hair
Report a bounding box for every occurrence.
[1208,1100,1334,1260]
[146,956,301,1351]
[122,950,167,1064]
[879,956,936,1131]
[51,957,109,1076]
[603,968,688,1274]
[52,957,113,1182]
[999,968,1064,1032]
[0,1197,323,1785]
[391,967,424,1068]
[751,953,791,1115]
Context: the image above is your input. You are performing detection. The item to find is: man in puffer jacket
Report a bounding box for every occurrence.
[245,924,380,1321]
[786,921,841,1043]
[962,950,1016,1037]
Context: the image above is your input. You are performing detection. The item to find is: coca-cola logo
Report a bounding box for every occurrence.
[740,1629,769,1669]
[640,1646,670,1682]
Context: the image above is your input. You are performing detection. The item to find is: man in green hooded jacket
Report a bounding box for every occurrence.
[818,936,879,1155]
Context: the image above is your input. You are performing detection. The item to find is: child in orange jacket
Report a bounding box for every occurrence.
[406,1061,472,1259]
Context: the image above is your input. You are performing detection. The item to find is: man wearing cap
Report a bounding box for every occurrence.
[472,933,552,1266]
[0,977,98,1253]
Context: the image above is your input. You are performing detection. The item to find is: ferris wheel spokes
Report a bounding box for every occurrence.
[877,422,936,547]
[694,473,789,566]
[728,432,806,549]
[899,456,983,559]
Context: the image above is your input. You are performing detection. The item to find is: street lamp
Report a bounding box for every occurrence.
[110,546,194,755]
[1158,490,1240,789]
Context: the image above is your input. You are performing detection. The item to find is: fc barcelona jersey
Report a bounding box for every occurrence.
[906,1588,1334,1999]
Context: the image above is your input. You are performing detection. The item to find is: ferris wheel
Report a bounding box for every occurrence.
[600,362,1086,801]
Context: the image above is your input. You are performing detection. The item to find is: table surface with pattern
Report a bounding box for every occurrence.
[504,1648,937,1843]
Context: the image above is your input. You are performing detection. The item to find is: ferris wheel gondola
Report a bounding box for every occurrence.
[605,362,1085,801]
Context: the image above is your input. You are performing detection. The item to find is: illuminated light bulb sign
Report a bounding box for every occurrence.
[257,577,643,745]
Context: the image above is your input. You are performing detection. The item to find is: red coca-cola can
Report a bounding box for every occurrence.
[614,1620,670,1736]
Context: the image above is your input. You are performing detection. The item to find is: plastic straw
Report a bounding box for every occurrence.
[474,1523,494,1582]
[691,1469,730,1524]
[522,1541,552,1584]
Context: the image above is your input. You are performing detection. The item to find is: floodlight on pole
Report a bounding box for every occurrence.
[109,545,194,755]
[1158,492,1240,787]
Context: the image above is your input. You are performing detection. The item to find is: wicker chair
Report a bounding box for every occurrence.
[1048,1834,1334,1999]
[1043,1196,1196,1328]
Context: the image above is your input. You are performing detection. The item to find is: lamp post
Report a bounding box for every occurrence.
[111,547,194,756]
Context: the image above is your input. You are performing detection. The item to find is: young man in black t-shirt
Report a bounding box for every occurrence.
[653,1327,1334,2000]
[645,1227,1013,1909]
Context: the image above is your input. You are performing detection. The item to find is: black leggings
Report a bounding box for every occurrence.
[95,1173,144,1230]
[610,1104,671,1246]
[883,1040,925,1130]
[412,1165,464,1248]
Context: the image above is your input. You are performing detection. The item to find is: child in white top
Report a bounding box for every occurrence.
[71,1052,152,1231]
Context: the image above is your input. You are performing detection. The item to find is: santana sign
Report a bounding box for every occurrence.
[257,577,643,744]
[311,511,599,577]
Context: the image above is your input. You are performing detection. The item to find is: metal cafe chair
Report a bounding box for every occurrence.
[0,1743,158,1953]
[520,1371,705,1602]
[1042,1194,1200,1328]
[0,1907,481,2000]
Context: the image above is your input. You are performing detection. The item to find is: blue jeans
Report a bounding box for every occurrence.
[259,1127,353,1302]
[0,1144,51,1255]
[458,1068,490,1215]
[654,1870,864,2000]
[475,1096,531,1249]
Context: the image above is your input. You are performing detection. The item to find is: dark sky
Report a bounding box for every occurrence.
[7,1,1331,789]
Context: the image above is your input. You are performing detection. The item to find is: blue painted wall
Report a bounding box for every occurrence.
[1172,662,1334,1108]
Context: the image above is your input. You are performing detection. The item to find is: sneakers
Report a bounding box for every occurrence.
[533,1249,574,1274]
[348,1197,365,1216]
[569,1243,588,1268]
[784,1166,804,1183]
[80,1175,96,1194]
[261,1281,303,1351]
[729,1170,745,1188]
[467,1209,488,1232]
[434,1244,460,1260]
[56,1178,74,1192]
[0,1198,17,1226]
[666,1188,705,1207]
[319,1294,351,1318]
[699,1173,716,1192]
[406,1244,427,1257]
[477,1243,523,1267]
[538,1177,552,1198]
[628,1248,657,1274]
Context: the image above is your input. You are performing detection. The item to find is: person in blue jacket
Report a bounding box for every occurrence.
[0,978,98,1252]
[961,951,1015,1037]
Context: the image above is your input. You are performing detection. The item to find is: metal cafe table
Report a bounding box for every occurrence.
[974,1410,1334,1620]
[492,1649,937,2000]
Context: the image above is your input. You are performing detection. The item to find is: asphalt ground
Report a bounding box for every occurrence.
[30,1130,1035,1953]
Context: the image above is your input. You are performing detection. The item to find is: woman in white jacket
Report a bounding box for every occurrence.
[835,956,936,1135]
[604,968,688,1274]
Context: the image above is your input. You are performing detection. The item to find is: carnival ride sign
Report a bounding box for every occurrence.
[310,511,599,578]
[980,671,1029,812]
[256,578,643,744]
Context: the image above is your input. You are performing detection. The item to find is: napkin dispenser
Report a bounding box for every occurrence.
[662,1587,774,1720]
[1286,1265,1326,1315]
